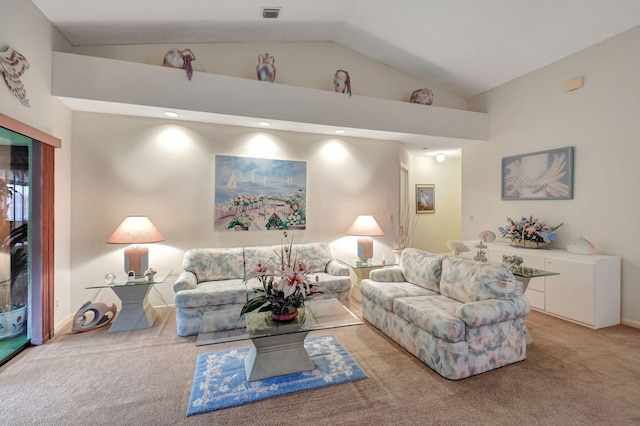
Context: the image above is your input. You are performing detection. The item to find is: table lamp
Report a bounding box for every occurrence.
[347,215,384,262]
[107,216,165,277]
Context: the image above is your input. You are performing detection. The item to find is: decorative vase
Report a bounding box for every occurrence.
[0,304,27,340]
[510,239,551,249]
[271,309,299,322]
[161,48,196,80]
[392,249,402,264]
[256,53,276,82]
[333,70,351,96]
[410,88,434,105]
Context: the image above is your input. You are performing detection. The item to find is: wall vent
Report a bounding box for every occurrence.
[262,7,281,19]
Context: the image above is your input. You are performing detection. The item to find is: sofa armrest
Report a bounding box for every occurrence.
[326,259,350,276]
[173,271,198,292]
[455,296,531,328]
[369,266,406,282]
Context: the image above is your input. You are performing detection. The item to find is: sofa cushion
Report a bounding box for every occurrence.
[400,248,442,292]
[393,296,466,343]
[244,243,333,275]
[183,248,245,282]
[440,257,523,304]
[360,279,436,311]
[455,296,531,328]
[174,278,261,308]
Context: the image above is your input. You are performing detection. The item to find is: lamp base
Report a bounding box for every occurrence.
[124,244,149,276]
[357,237,373,262]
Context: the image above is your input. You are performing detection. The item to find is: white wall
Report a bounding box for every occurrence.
[410,156,462,253]
[70,112,403,310]
[70,42,467,109]
[1,1,73,329]
[463,26,640,326]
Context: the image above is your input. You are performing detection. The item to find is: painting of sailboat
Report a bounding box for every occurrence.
[214,155,307,232]
[226,172,237,191]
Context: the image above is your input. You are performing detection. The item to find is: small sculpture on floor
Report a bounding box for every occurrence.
[72,301,117,333]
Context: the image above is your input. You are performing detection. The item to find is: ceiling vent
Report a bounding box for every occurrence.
[262,7,281,19]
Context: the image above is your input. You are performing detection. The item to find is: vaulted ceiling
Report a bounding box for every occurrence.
[33,0,640,98]
[32,1,640,154]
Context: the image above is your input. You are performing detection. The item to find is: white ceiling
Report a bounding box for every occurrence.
[32,0,640,154]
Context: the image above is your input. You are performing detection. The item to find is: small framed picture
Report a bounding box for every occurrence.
[416,184,435,214]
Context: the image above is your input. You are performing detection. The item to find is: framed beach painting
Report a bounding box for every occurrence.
[416,184,435,214]
[501,147,574,200]
[214,155,307,232]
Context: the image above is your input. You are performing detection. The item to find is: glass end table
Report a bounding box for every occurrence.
[336,258,397,302]
[85,270,172,332]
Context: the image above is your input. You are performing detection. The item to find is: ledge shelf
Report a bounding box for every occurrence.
[52,52,488,144]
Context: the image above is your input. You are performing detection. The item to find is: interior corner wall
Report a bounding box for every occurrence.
[1,1,74,329]
[410,155,461,253]
[70,112,402,311]
[463,26,640,326]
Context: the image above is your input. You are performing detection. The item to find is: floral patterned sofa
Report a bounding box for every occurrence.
[173,243,352,336]
[360,248,530,380]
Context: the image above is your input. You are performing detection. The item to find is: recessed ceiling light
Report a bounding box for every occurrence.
[334,129,346,134]
[258,121,271,127]
[163,111,179,118]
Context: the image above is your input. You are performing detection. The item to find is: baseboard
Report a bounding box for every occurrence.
[621,317,640,329]
[54,314,73,333]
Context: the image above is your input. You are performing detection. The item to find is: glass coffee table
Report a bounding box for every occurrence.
[197,298,362,381]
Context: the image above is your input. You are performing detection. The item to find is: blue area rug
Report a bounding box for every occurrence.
[187,334,367,416]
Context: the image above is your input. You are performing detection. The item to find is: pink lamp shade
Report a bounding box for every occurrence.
[347,215,384,261]
[107,216,165,276]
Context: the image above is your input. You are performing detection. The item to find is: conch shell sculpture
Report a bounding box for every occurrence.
[72,301,117,333]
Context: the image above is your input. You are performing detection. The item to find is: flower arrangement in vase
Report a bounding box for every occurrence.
[498,216,563,248]
[386,199,416,263]
[240,232,322,321]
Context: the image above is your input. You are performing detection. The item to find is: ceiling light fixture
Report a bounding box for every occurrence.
[334,129,346,134]
[163,111,179,118]
[257,121,271,127]
[435,153,446,163]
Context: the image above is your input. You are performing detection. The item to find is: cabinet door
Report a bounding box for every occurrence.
[545,257,595,325]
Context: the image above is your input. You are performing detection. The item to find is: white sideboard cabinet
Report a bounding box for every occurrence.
[462,241,621,329]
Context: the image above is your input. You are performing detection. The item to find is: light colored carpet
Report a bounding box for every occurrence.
[187,334,367,416]
[2,304,640,425]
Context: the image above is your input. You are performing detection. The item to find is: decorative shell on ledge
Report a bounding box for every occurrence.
[567,236,595,255]
[410,88,434,105]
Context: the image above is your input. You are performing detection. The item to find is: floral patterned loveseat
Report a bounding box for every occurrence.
[173,243,351,336]
[360,248,530,380]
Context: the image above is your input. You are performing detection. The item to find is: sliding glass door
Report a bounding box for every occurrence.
[0,128,31,365]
